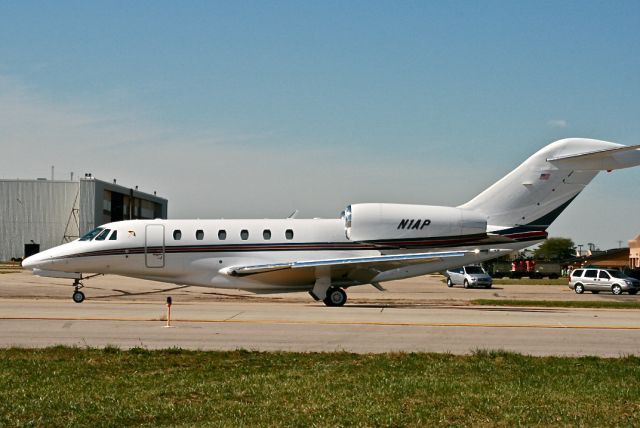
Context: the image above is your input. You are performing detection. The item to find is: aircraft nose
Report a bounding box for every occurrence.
[22,253,48,270]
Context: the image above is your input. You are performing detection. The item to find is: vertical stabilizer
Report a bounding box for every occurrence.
[459,138,640,230]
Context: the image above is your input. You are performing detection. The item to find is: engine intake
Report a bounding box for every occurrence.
[343,203,487,242]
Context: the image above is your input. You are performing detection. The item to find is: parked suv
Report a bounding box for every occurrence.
[569,268,640,295]
[446,266,493,288]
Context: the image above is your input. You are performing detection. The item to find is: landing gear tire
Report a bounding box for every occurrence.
[72,290,85,303]
[72,278,85,303]
[446,278,453,288]
[323,287,347,307]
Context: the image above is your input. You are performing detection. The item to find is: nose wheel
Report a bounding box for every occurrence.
[72,278,85,303]
[72,290,85,303]
[69,274,100,303]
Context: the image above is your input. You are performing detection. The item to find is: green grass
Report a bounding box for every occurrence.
[471,299,640,309]
[1,347,640,427]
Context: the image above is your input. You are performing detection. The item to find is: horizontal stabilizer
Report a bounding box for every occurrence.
[220,249,510,277]
[460,138,640,228]
[546,144,640,171]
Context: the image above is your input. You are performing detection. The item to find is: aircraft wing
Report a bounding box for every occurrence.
[220,249,498,277]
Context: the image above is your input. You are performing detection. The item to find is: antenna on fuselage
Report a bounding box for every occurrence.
[287,210,299,219]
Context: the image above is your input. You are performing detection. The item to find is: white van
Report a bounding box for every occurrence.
[569,268,640,295]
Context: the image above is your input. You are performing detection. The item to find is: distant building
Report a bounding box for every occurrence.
[0,177,168,260]
[630,235,640,269]
[578,248,630,270]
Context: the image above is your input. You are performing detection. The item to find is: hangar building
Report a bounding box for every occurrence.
[0,176,168,261]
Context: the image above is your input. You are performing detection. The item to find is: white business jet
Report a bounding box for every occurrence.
[22,138,640,306]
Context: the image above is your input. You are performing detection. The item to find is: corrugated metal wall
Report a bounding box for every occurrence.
[79,179,96,236]
[1,178,167,261]
[0,180,80,260]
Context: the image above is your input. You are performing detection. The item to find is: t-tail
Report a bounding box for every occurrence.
[459,138,640,235]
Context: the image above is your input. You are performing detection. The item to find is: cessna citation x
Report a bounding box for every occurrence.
[22,138,640,306]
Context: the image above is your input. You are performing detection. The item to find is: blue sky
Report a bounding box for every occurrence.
[0,1,638,250]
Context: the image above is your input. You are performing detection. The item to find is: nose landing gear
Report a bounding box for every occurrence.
[72,279,85,303]
[70,274,100,303]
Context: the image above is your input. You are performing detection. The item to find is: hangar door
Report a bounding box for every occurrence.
[145,224,165,268]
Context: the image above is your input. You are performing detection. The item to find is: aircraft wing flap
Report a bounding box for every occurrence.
[220,249,504,277]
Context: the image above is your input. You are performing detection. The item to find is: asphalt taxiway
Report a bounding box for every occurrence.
[1,271,639,356]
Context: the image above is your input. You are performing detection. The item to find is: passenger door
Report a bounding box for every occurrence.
[597,270,612,291]
[582,269,598,290]
[145,224,165,268]
[454,268,465,285]
[449,268,461,285]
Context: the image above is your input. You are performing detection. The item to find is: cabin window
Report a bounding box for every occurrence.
[95,229,111,241]
[285,229,294,240]
[263,229,271,240]
[80,227,104,241]
[196,230,204,240]
[109,230,118,240]
[173,230,182,240]
[240,230,249,240]
[218,230,227,240]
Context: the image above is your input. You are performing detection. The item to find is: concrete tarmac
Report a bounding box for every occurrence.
[1,271,640,356]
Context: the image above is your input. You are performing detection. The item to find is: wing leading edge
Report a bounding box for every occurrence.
[220,249,506,277]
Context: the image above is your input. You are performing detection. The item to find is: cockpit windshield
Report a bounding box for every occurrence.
[79,227,104,241]
[94,229,111,241]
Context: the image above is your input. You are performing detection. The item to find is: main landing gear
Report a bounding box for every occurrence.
[309,285,348,307]
[323,287,347,307]
[310,270,348,307]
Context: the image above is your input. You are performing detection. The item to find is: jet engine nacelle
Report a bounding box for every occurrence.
[343,203,487,242]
